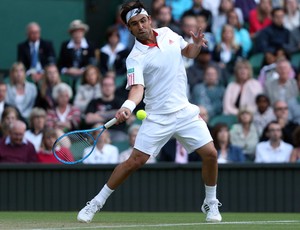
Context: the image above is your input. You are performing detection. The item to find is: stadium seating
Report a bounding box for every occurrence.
[209,114,238,129]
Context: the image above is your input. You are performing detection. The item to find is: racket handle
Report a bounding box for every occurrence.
[104,118,118,129]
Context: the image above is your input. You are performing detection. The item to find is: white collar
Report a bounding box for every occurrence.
[5,136,28,145]
[67,38,88,49]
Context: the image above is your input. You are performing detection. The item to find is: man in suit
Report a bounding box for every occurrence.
[17,22,56,82]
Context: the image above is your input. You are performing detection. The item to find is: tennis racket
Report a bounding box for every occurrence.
[52,118,117,164]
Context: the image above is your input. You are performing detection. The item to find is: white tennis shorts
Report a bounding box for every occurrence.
[134,104,213,157]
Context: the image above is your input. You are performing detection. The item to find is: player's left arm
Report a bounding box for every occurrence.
[181,28,208,59]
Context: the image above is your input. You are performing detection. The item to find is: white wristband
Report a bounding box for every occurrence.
[121,100,136,112]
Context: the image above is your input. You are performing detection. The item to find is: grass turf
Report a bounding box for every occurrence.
[0,212,300,230]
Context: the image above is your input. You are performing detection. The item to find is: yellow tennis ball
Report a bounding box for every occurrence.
[136,110,147,120]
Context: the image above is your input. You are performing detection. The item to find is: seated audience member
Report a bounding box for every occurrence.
[58,19,96,89]
[287,72,300,124]
[234,0,257,22]
[223,59,263,115]
[0,107,20,139]
[0,120,37,163]
[255,121,293,163]
[37,128,73,163]
[248,0,272,39]
[225,9,252,58]
[258,54,295,88]
[156,5,182,35]
[99,25,129,76]
[261,100,298,145]
[17,22,56,82]
[46,83,81,132]
[35,63,61,110]
[82,123,119,164]
[253,94,276,137]
[119,124,156,164]
[6,62,37,120]
[211,123,245,163]
[24,107,47,152]
[283,0,300,31]
[212,0,244,35]
[255,8,291,55]
[264,59,299,105]
[230,109,259,161]
[73,65,102,113]
[191,66,225,119]
[0,82,22,122]
[195,13,215,52]
[287,24,300,54]
[289,126,300,162]
[84,76,127,142]
[165,0,193,22]
[212,24,243,74]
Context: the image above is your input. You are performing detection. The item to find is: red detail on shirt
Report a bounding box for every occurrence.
[145,30,159,47]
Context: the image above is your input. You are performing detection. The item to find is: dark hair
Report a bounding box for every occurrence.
[120,0,147,24]
[255,94,270,104]
[271,7,284,17]
[105,25,120,41]
[211,123,230,150]
[292,126,300,147]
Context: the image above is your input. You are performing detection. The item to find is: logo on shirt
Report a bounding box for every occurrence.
[127,68,135,85]
[169,39,174,45]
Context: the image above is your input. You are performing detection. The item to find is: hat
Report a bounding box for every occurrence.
[68,19,89,33]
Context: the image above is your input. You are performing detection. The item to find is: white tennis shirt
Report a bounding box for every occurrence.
[126,27,190,114]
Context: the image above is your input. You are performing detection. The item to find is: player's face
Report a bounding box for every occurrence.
[128,15,153,42]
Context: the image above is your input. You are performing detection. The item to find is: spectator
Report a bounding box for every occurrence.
[289,126,300,162]
[99,25,129,76]
[6,62,37,120]
[212,24,243,74]
[255,8,291,55]
[46,82,81,132]
[24,107,46,152]
[35,63,61,110]
[230,109,259,161]
[37,127,73,164]
[248,0,272,38]
[234,0,257,22]
[287,72,300,124]
[211,123,245,163]
[0,120,37,163]
[264,58,299,105]
[202,0,221,17]
[0,82,23,122]
[261,100,298,145]
[17,22,56,82]
[253,94,276,137]
[58,19,96,78]
[255,121,293,163]
[191,65,225,118]
[73,65,102,113]
[212,0,244,35]
[0,107,20,139]
[156,5,182,35]
[82,123,119,164]
[287,22,300,54]
[150,0,166,23]
[84,76,127,142]
[223,59,263,115]
[283,0,300,31]
[181,0,213,32]
[195,13,216,52]
[119,124,156,163]
[180,14,198,68]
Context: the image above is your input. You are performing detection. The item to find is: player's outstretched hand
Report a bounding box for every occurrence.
[115,108,131,125]
[190,28,208,48]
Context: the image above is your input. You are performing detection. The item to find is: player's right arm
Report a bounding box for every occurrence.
[115,84,144,124]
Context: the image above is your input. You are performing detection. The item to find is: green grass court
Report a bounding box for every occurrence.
[0,212,300,230]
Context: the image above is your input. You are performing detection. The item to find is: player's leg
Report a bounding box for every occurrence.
[77,149,149,223]
[195,142,222,222]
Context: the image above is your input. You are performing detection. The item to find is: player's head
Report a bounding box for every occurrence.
[120,1,153,41]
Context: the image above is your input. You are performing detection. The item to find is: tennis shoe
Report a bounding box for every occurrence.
[77,200,101,223]
[201,199,222,222]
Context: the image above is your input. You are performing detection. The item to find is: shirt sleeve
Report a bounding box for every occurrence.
[125,58,145,90]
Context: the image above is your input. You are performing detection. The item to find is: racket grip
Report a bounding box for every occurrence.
[104,118,118,129]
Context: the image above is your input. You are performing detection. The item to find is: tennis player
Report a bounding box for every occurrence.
[78,0,222,223]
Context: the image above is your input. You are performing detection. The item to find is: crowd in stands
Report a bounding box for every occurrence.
[0,0,300,164]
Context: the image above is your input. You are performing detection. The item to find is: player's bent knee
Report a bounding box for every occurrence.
[125,150,149,171]
[196,142,218,161]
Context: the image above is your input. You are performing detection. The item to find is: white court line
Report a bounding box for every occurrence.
[29,220,300,230]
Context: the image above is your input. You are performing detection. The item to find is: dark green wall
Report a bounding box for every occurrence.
[0,0,85,71]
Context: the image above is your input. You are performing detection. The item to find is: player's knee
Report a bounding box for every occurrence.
[124,155,147,171]
[199,147,218,162]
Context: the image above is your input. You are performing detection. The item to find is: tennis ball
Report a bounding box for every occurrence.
[136,110,147,120]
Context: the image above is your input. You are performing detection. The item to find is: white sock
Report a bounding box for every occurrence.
[93,184,114,208]
[205,185,217,203]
